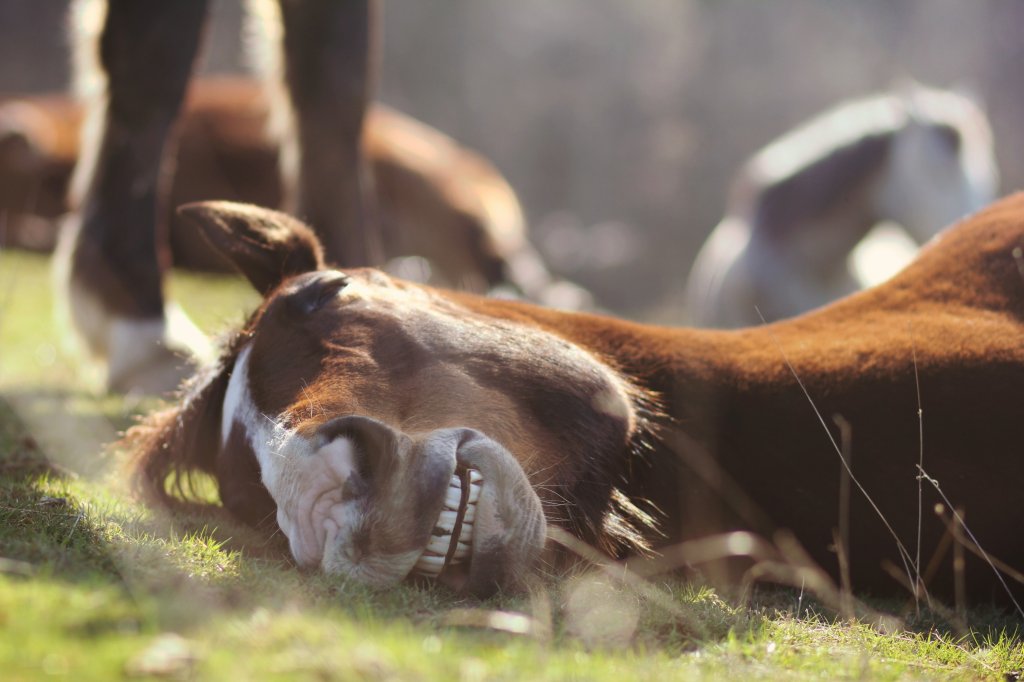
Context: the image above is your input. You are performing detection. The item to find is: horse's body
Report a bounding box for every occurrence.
[0,78,570,300]
[131,195,1024,605]
[687,86,998,328]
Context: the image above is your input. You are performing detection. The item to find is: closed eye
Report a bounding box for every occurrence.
[290,271,351,314]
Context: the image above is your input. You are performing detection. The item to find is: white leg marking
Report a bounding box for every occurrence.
[52,217,212,394]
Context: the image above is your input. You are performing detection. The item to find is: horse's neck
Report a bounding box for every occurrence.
[466,192,1024,426]
[456,296,751,429]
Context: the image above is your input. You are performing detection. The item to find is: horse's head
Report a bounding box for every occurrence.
[131,202,650,595]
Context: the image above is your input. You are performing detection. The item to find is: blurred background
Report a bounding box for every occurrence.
[1,0,1021,319]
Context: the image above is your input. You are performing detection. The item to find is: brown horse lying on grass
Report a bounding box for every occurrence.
[129,194,1024,605]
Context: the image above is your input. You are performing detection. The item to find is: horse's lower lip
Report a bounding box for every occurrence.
[412,468,482,578]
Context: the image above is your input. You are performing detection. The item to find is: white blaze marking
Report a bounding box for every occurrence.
[221,344,254,447]
[219,343,309,501]
[220,343,363,569]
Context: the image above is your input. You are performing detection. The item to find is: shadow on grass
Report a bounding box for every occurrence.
[0,393,487,635]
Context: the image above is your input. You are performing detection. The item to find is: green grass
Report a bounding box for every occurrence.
[1,249,1022,680]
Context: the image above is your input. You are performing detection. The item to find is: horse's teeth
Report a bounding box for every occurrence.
[444,486,461,509]
[413,469,483,578]
[435,510,460,534]
[426,534,451,556]
[435,505,479,534]
[414,554,445,575]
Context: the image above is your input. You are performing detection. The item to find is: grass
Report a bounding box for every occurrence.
[1,249,1022,680]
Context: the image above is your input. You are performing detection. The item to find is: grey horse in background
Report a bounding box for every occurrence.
[686,84,998,329]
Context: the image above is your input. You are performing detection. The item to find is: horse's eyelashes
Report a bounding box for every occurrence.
[288,273,351,315]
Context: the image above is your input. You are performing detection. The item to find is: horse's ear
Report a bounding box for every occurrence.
[178,201,325,296]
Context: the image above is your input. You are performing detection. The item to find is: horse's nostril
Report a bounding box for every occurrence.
[316,415,403,477]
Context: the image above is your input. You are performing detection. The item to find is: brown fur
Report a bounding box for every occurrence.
[453,195,1024,601]
[128,195,1024,603]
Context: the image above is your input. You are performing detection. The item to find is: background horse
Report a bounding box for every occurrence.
[686,85,998,328]
[0,77,584,306]
[54,0,378,394]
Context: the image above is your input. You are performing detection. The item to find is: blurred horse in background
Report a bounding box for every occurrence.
[686,85,998,328]
[51,0,380,394]
[0,77,578,304]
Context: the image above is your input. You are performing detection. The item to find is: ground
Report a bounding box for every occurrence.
[0,250,1020,680]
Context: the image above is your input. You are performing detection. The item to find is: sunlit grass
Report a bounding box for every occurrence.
[0,249,1021,680]
[0,250,258,387]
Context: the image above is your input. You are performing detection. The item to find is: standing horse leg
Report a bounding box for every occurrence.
[57,0,211,394]
[258,0,382,267]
